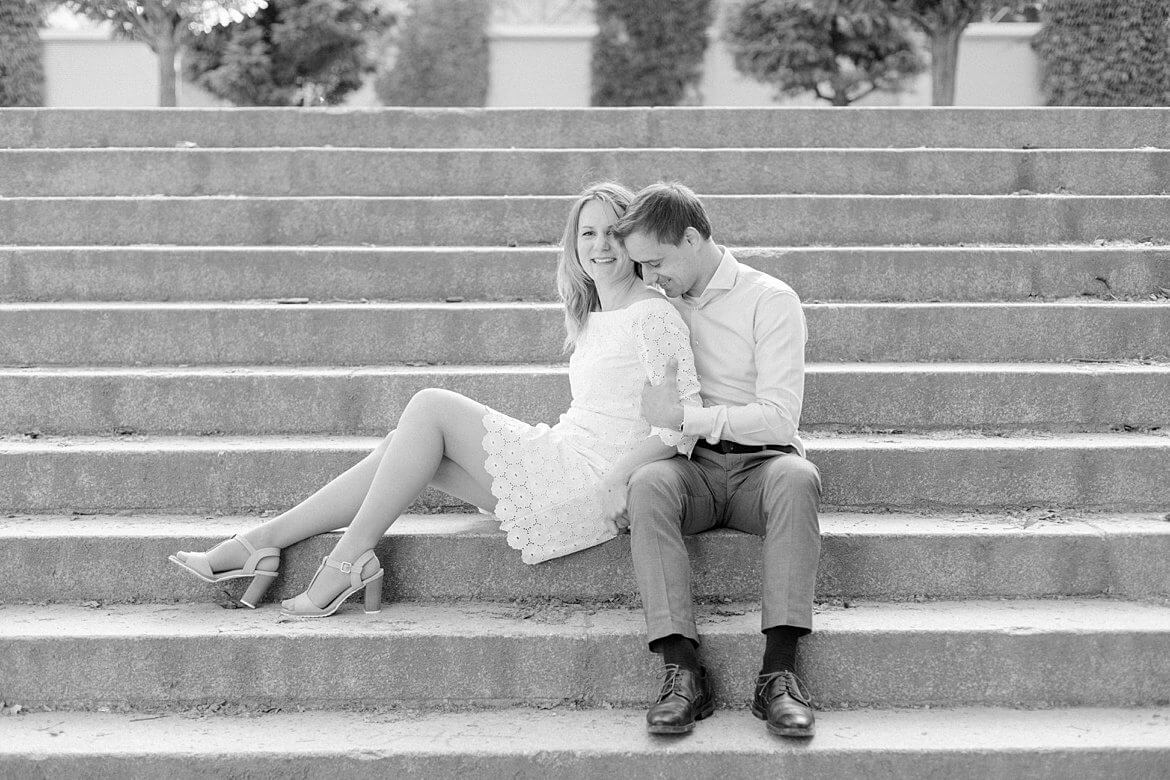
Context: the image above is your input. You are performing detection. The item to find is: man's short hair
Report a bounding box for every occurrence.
[613,181,712,245]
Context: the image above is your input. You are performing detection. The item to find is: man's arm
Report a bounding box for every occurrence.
[686,289,805,446]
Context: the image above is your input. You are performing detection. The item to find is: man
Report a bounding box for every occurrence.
[612,182,821,738]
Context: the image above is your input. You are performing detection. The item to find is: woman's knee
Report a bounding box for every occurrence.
[401,387,460,424]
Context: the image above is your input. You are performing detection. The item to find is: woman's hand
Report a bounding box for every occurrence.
[598,475,630,531]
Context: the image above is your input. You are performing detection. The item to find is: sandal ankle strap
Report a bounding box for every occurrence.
[230,534,280,575]
[322,550,379,588]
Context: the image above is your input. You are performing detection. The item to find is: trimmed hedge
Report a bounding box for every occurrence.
[592,0,714,106]
[376,0,490,107]
[1033,0,1170,106]
[0,0,44,107]
[724,0,925,106]
[185,0,394,107]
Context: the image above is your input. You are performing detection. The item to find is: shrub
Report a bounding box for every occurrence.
[1033,0,1170,106]
[724,0,926,106]
[375,0,489,107]
[0,0,44,107]
[592,0,714,106]
[185,0,396,106]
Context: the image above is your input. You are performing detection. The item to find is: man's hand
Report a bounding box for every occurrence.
[641,357,684,430]
[599,475,630,531]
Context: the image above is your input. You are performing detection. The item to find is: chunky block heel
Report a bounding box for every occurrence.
[240,570,278,609]
[364,572,384,614]
[280,549,384,618]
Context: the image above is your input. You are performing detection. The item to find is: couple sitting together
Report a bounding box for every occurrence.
[170,181,823,739]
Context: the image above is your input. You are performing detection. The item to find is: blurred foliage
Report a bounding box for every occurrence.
[67,0,269,105]
[0,0,45,106]
[491,0,591,25]
[980,1,1041,22]
[724,0,926,106]
[592,0,714,106]
[375,0,489,106]
[184,0,398,106]
[1033,0,1170,106]
[881,0,987,104]
[66,0,268,36]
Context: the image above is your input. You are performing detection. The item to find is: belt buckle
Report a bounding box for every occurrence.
[718,440,736,454]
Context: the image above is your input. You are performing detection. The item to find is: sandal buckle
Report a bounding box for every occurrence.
[324,557,354,574]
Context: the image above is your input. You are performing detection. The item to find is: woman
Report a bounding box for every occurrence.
[169,182,702,617]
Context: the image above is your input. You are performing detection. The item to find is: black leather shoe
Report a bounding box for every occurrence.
[646,664,715,735]
[751,670,815,737]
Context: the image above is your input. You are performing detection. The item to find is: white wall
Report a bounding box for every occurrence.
[39,15,1044,109]
[487,25,597,107]
[40,29,225,108]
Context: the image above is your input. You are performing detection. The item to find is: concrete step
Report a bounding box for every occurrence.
[2,363,1167,436]
[2,302,1166,365]
[2,707,1166,779]
[5,148,1169,197]
[4,107,1168,149]
[2,513,1165,605]
[3,195,1168,246]
[4,245,1166,304]
[1,599,1166,709]
[0,433,1166,513]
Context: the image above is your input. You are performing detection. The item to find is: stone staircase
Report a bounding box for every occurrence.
[0,107,1168,777]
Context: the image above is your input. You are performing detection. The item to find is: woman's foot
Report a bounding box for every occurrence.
[169,534,281,607]
[173,535,254,575]
[281,549,383,618]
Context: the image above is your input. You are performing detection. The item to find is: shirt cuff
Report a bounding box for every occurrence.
[681,405,722,442]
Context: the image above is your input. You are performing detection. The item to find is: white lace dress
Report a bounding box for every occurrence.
[482,297,702,564]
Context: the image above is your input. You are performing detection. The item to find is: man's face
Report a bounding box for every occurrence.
[623,229,700,298]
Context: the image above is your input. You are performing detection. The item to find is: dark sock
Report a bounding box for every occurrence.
[650,633,700,671]
[761,625,803,675]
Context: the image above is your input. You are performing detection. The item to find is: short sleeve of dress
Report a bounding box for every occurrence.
[632,300,703,456]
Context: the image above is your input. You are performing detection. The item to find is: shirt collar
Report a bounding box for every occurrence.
[682,246,738,305]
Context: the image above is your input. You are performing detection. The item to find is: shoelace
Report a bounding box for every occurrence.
[656,664,685,702]
[758,670,811,706]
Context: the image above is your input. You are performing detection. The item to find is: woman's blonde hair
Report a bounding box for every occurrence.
[556,181,636,352]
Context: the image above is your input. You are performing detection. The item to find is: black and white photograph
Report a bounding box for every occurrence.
[0,0,1167,776]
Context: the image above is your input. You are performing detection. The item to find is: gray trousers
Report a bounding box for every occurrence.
[628,447,822,645]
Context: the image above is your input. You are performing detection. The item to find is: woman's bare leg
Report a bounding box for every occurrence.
[289,388,496,605]
[180,400,497,573]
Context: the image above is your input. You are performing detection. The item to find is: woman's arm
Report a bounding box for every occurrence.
[598,437,679,527]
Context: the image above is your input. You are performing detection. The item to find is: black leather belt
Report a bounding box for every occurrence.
[695,439,795,455]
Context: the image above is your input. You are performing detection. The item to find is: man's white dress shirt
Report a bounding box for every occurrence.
[675,247,807,457]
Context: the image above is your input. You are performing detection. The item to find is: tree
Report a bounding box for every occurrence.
[64,0,267,106]
[0,0,45,106]
[186,0,398,106]
[724,0,926,106]
[592,0,714,106]
[881,0,987,105]
[375,0,488,106]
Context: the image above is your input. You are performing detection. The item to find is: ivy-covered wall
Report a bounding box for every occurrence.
[1033,0,1170,106]
[0,0,45,106]
[591,0,714,106]
[376,0,490,106]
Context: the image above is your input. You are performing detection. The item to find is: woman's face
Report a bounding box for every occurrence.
[575,198,634,284]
